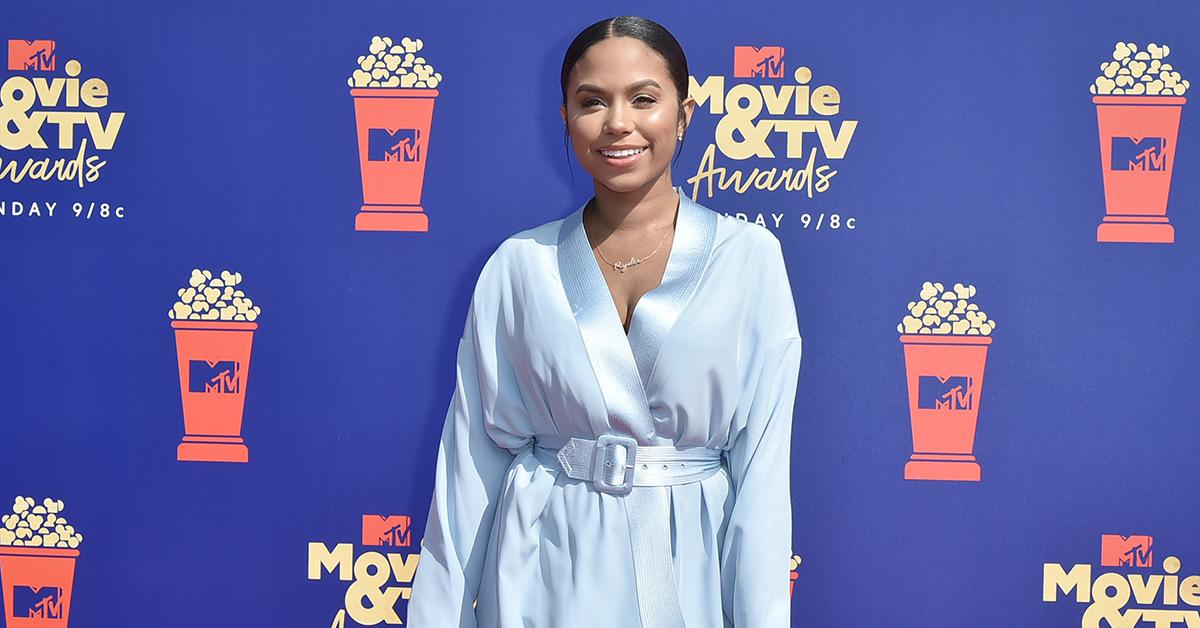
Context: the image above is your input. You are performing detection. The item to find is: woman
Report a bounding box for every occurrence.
[408,15,802,628]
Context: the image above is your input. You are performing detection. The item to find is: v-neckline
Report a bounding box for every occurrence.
[581,193,683,338]
[556,186,717,442]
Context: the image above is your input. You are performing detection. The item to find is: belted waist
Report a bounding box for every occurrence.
[532,434,724,496]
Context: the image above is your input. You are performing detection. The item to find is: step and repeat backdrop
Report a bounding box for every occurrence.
[2,1,1198,626]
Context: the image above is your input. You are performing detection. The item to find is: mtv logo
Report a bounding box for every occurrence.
[1101,534,1154,568]
[1111,137,1168,172]
[733,46,785,79]
[362,514,412,547]
[7,39,56,71]
[368,128,422,162]
[188,359,241,394]
[918,375,973,410]
[14,586,63,619]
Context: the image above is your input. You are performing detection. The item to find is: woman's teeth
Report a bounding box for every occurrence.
[599,148,645,158]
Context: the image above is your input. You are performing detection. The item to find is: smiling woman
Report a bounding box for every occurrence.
[556,19,698,333]
[407,15,803,628]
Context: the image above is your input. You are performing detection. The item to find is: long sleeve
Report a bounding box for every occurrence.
[408,287,528,628]
[720,232,803,627]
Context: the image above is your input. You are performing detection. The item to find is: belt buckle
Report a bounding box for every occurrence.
[592,434,637,496]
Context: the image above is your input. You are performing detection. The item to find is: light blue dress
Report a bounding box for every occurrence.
[407,187,803,627]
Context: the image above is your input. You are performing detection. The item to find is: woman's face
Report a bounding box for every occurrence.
[560,36,694,194]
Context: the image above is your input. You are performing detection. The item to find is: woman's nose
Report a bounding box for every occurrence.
[604,102,632,133]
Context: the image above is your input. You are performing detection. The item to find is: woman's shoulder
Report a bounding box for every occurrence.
[485,214,565,269]
[701,204,798,339]
[469,213,566,302]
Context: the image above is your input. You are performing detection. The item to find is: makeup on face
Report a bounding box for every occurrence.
[562,37,683,190]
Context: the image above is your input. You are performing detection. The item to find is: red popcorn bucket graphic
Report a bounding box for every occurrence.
[1094,95,1186,243]
[789,553,801,598]
[900,335,991,482]
[0,547,78,627]
[172,320,257,463]
[351,87,439,232]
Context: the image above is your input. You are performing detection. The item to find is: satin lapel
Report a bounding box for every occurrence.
[556,187,717,444]
[625,187,717,391]
[557,198,656,443]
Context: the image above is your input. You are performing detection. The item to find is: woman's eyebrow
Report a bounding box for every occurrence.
[575,79,663,95]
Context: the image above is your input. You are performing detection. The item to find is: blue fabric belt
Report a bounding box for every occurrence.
[533,434,724,495]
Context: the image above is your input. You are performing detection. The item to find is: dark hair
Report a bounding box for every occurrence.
[560,16,690,107]
[559,16,691,168]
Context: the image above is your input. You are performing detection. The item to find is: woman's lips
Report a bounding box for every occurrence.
[596,146,647,167]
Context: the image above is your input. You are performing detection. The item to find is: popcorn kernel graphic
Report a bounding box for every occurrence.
[348,35,442,89]
[168,268,261,322]
[896,282,996,336]
[1091,42,1189,96]
[0,498,81,549]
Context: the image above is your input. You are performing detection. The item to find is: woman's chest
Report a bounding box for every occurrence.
[503,270,746,397]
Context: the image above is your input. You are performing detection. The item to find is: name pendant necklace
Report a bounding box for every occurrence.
[587,202,674,273]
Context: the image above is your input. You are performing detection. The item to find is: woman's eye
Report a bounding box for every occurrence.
[581,96,655,107]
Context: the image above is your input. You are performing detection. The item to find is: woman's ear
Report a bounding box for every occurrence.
[680,96,696,135]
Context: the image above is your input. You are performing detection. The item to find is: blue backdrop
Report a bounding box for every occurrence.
[2,1,1198,626]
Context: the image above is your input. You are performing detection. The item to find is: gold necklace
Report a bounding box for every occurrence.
[585,201,674,273]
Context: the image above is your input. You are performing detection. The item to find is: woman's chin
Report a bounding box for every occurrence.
[589,171,662,194]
